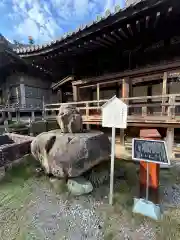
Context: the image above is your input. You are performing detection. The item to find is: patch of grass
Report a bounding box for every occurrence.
[104,232,115,240]
[102,160,180,239]
[0,155,45,239]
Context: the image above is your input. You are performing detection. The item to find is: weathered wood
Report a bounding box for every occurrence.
[142,106,148,116]
[162,72,167,115]
[145,16,150,29]
[154,12,161,28]
[72,62,180,87]
[122,78,129,102]
[118,28,128,38]
[72,85,79,101]
[45,94,180,107]
[166,127,174,159]
[97,83,100,107]
[110,31,122,41]
[168,95,175,119]
[121,78,129,145]
[136,20,140,32]
[86,102,90,130]
[57,89,63,102]
[127,24,133,36]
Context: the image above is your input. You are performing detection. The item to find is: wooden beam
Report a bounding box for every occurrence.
[103,34,116,44]
[166,127,174,159]
[96,37,112,46]
[97,83,100,107]
[118,28,128,38]
[72,85,79,101]
[136,20,140,33]
[121,78,129,146]
[110,31,122,41]
[122,78,130,102]
[145,16,150,29]
[89,39,107,48]
[167,6,173,17]
[73,62,180,87]
[162,72,167,115]
[127,24,133,36]
[154,12,161,28]
[57,89,63,103]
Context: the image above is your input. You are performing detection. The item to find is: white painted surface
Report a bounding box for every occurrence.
[109,127,116,205]
[102,96,128,129]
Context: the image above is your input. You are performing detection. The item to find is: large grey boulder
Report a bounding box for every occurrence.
[31,131,111,178]
[56,104,83,133]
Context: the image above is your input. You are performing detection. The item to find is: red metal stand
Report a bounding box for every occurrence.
[139,129,161,204]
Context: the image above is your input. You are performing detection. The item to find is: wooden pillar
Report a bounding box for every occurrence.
[97,83,100,106]
[8,112,12,122]
[31,111,35,122]
[162,72,167,115]
[20,83,26,108]
[166,127,174,159]
[122,78,129,102]
[16,110,20,122]
[72,85,79,102]
[120,78,129,146]
[58,89,63,103]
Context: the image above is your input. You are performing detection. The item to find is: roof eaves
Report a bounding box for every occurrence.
[13,0,169,56]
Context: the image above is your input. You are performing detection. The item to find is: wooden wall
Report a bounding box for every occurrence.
[1,73,52,108]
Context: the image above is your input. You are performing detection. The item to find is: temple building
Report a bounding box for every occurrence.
[1,0,180,157]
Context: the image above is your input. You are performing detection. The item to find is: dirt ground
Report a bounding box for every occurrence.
[0,155,180,240]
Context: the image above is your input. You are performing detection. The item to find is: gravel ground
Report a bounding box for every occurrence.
[16,178,156,240]
[0,157,180,240]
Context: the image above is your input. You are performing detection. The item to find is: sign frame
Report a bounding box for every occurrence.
[132,138,170,165]
[102,95,128,129]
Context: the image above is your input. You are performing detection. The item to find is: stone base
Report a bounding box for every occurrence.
[32,130,111,178]
[132,198,162,221]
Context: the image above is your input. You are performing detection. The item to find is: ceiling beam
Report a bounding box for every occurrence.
[95,37,111,47]
[110,31,122,41]
[127,24,133,36]
[136,20,140,33]
[103,34,116,44]
[118,28,128,38]
[145,16,150,29]
[154,12,161,28]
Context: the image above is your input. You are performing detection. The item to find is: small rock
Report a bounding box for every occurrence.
[67,177,93,196]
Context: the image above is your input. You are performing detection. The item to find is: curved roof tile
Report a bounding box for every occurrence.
[13,0,170,56]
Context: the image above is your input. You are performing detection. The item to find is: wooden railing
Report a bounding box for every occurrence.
[44,94,180,124]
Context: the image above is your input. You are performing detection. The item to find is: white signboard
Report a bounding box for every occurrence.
[101,95,128,205]
[102,96,128,129]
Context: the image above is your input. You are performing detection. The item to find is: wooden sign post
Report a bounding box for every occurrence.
[102,95,128,205]
[132,129,170,220]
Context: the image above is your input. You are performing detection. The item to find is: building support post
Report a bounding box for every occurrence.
[31,111,35,122]
[58,89,63,103]
[162,72,167,115]
[20,83,26,108]
[166,127,174,159]
[8,112,12,122]
[120,78,130,146]
[72,85,79,102]
[97,83,100,107]
[16,110,20,122]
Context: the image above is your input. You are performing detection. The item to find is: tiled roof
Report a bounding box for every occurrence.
[13,0,162,56]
